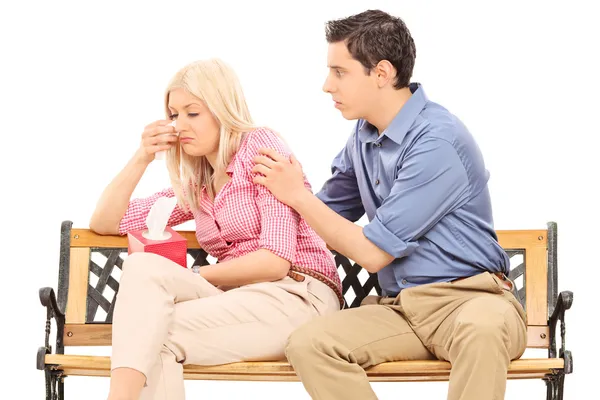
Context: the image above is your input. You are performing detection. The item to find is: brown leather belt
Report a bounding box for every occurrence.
[288,270,306,282]
[287,267,345,309]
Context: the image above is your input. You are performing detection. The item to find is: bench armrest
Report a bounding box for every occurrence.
[39,287,65,318]
[37,287,65,370]
[548,290,573,374]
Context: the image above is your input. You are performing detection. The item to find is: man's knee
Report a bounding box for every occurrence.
[457,316,506,342]
[454,301,513,346]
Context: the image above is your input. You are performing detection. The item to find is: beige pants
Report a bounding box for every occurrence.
[285,272,527,400]
[111,252,340,400]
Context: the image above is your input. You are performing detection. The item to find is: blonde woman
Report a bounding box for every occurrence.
[89,58,343,400]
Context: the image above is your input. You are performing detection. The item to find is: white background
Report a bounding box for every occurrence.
[1,0,598,398]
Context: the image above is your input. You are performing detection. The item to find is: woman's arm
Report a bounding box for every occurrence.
[199,249,290,286]
[117,188,194,235]
[89,151,152,235]
[199,129,300,286]
[89,120,178,235]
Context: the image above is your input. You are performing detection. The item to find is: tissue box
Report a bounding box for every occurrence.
[127,227,188,268]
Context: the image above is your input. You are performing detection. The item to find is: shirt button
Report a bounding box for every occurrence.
[376,143,382,147]
[375,179,380,185]
[402,279,408,285]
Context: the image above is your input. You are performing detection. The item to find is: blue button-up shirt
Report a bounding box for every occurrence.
[317,83,510,296]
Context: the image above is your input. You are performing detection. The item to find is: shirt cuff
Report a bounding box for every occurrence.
[363,217,419,259]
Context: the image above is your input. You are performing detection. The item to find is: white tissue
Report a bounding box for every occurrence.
[155,120,177,160]
[142,196,178,240]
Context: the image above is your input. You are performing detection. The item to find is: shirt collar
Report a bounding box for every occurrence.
[358,82,428,145]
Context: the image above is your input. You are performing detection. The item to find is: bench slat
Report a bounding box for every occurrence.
[527,325,550,348]
[62,324,550,348]
[65,248,90,324]
[495,230,547,250]
[526,243,549,325]
[53,369,551,382]
[71,229,201,249]
[45,355,563,382]
[71,228,547,251]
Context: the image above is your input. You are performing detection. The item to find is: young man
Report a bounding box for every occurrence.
[252,9,527,400]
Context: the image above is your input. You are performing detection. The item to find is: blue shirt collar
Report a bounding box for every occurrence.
[358,82,428,145]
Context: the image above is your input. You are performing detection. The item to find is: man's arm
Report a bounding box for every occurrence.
[253,138,470,273]
[275,132,382,271]
[291,191,393,273]
[315,133,366,222]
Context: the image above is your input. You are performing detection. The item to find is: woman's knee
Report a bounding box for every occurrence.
[121,252,168,282]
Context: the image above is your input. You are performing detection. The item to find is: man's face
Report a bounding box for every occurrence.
[323,41,378,120]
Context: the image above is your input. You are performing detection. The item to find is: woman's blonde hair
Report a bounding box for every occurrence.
[164,58,257,212]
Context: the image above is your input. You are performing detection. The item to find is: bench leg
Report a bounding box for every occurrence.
[44,370,51,400]
[58,376,64,400]
[45,370,64,400]
[556,374,565,400]
[544,373,565,400]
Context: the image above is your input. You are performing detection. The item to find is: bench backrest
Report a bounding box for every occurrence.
[55,221,558,349]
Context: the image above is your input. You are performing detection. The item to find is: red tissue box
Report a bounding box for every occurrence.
[127,226,188,268]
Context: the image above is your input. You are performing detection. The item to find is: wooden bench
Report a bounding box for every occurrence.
[37,220,573,399]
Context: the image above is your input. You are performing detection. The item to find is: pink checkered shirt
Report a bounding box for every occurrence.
[119,127,343,304]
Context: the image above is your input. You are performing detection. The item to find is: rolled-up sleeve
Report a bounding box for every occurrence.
[363,138,470,258]
[118,188,194,235]
[244,129,300,262]
[316,132,365,222]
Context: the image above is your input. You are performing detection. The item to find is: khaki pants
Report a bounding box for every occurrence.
[285,272,527,400]
[111,252,340,400]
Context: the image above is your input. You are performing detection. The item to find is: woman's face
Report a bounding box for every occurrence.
[168,88,221,161]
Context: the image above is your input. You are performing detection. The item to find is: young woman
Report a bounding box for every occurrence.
[89,58,343,400]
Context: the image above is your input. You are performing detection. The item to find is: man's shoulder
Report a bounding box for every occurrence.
[408,101,479,153]
[412,101,489,186]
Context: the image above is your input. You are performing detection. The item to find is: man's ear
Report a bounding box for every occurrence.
[374,60,396,88]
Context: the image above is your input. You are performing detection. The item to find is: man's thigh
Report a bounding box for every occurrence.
[289,304,435,368]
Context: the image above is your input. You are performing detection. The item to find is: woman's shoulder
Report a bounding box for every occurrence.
[239,127,291,158]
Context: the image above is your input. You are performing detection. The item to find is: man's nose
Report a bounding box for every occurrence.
[322,76,334,93]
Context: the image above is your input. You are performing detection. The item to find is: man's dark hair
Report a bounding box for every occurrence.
[325,9,416,89]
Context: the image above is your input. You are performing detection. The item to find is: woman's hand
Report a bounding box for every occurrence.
[134,120,178,164]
